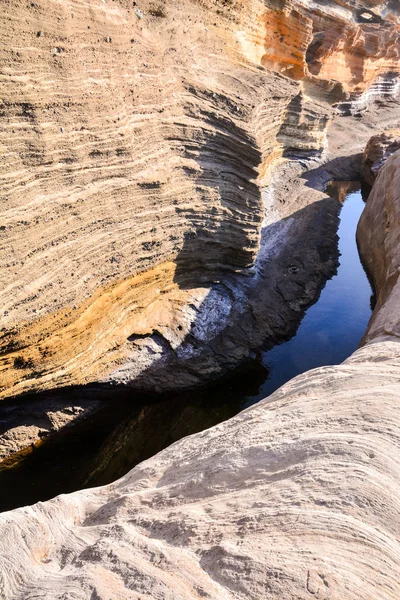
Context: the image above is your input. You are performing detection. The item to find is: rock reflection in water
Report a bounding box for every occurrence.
[83,361,268,488]
[243,182,373,407]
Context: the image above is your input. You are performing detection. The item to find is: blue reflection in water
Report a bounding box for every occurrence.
[244,186,373,407]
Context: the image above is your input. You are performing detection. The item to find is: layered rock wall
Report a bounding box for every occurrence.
[0,3,400,594]
[1,0,399,399]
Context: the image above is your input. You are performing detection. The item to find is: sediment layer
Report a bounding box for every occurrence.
[0,4,400,596]
[1,0,399,398]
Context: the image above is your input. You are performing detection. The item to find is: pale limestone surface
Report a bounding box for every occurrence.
[1,339,400,599]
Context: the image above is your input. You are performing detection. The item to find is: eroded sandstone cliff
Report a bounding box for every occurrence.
[1,0,399,400]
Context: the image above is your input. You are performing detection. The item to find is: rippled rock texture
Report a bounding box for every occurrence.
[1,342,400,599]
[1,0,399,400]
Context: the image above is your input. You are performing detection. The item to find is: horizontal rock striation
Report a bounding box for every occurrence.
[0,1,400,589]
[0,0,399,400]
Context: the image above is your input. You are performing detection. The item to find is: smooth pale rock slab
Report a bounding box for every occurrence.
[1,341,400,599]
[358,150,400,345]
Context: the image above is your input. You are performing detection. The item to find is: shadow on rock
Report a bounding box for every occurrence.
[302,153,363,191]
[173,109,263,288]
[0,360,268,511]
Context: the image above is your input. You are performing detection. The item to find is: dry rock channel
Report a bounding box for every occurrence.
[1,0,400,597]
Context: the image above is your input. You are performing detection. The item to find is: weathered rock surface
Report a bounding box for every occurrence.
[358,149,400,344]
[1,6,400,594]
[2,100,400,463]
[361,130,400,186]
[1,339,400,599]
[1,0,399,401]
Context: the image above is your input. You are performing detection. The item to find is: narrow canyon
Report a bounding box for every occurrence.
[0,0,400,598]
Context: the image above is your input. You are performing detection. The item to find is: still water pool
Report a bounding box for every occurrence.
[243,183,373,406]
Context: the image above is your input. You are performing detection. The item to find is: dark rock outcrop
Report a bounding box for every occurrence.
[361,131,400,186]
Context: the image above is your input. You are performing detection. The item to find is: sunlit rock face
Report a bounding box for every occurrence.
[1,346,400,599]
[0,0,399,399]
[263,0,400,94]
[2,120,400,600]
[1,6,400,598]
[358,149,400,344]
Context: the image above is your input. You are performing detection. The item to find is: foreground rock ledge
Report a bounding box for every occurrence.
[1,340,400,599]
